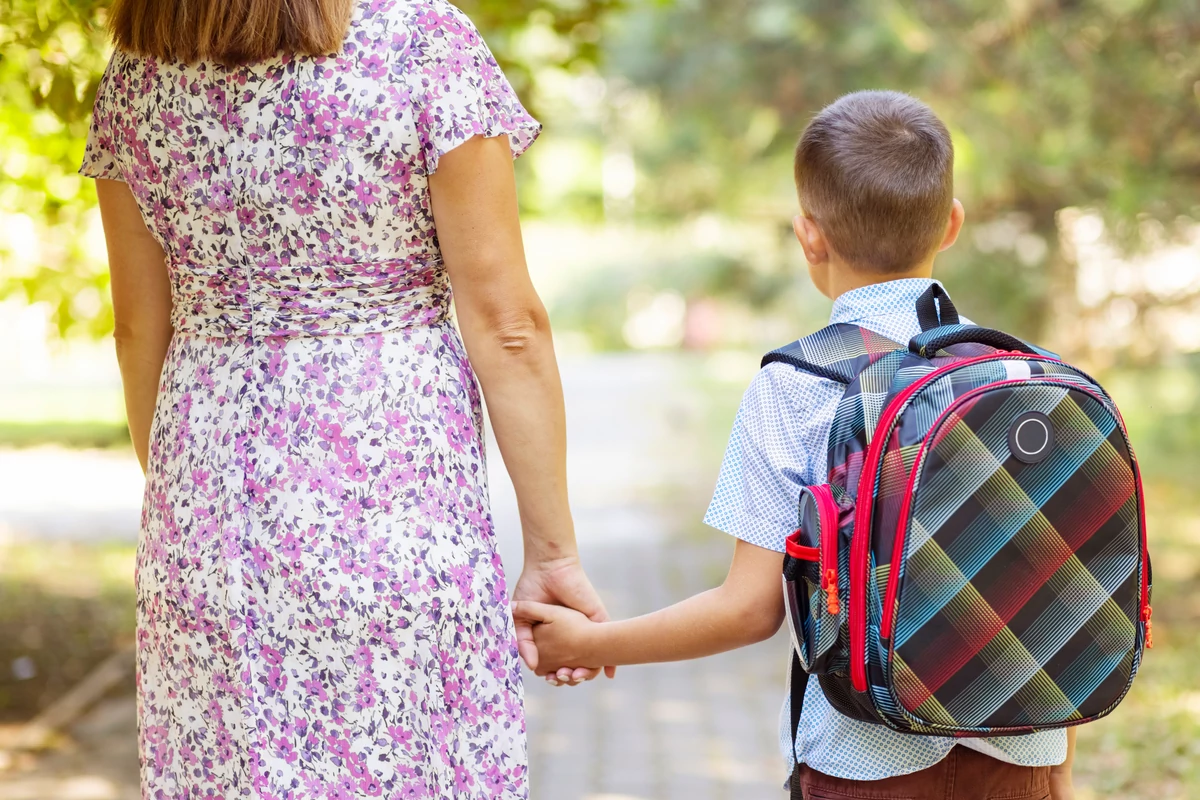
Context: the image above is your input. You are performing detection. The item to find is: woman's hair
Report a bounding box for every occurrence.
[108,0,354,65]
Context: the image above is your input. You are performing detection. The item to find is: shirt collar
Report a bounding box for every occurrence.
[828,278,943,325]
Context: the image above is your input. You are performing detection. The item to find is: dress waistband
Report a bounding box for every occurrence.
[170,260,453,337]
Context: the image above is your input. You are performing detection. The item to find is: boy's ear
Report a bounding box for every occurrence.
[937,199,966,252]
[793,214,829,265]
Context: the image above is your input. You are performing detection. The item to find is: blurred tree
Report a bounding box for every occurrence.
[602,0,1200,355]
[0,0,622,337]
[6,0,1198,356]
[0,0,113,337]
[459,0,625,95]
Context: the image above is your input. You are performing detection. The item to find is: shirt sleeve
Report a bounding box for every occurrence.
[405,0,541,174]
[79,56,124,181]
[703,363,843,552]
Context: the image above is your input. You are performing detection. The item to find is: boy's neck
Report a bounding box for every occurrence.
[825,257,935,302]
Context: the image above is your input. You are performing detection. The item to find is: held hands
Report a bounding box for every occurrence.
[510,556,614,686]
[510,600,605,679]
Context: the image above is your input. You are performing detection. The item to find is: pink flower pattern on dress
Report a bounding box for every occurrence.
[80,1,540,797]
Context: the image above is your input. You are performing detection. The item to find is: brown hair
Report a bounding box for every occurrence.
[109,0,354,65]
[795,91,954,274]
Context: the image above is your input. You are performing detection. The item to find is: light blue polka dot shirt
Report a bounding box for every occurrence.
[703,278,1067,780]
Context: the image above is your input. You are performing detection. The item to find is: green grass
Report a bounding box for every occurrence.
[1070,495,1200,800]
[0,542,136,720]
[0,384,128,447]
[0,421,130,449]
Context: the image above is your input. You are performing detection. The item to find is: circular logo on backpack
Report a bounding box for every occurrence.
[1008,411,1055,464]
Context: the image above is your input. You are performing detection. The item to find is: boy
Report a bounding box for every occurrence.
[512,91,1075,800]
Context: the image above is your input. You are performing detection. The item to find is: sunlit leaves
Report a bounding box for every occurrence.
[1,0,112,337]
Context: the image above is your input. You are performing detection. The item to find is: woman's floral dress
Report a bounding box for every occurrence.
[80,1,539,797]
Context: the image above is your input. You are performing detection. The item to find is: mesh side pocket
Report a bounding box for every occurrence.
[784,485,844,674]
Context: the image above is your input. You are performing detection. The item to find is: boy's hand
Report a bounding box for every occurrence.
[1050,726,1076,800]
[511,557,616,685]
[511,600,604,681]
[1049,766,1074,800]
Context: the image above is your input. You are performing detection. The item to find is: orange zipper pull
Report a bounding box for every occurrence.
[1142,604,1154,649]
[824,568,840,615]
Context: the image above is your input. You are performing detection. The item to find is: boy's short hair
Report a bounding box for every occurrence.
[795,91,954,274]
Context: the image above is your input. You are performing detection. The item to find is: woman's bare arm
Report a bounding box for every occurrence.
[429,135,612,682]
[96,179,173,473]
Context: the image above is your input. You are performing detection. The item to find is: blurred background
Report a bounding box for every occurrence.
[1,0,1199,798]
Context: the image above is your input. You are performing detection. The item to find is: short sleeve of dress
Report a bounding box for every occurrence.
[79,57,124,181]
[405,1,541,173]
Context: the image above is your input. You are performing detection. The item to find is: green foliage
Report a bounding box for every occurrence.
[3,0,1198,348]
[610,0,1200,226]
[0,0,113,337]
[457,0,625,99]
[601,0,1200,340]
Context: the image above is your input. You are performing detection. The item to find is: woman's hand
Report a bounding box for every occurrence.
[511,556,615,685]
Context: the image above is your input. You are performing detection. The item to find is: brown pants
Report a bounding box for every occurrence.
[792,747,1051,800]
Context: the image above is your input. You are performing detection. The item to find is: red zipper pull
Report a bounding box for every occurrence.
[824,568,840,615]
[1142,604,1154,649]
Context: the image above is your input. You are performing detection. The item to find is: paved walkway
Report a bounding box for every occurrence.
[522,540,788,800]
[0,353,790,799]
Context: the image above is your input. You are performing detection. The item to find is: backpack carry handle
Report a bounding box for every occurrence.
[912,284,1039,357]
[915,284,960,331]
[909,324,1039,358]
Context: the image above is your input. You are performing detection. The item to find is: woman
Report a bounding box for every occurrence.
[81,0,607,796]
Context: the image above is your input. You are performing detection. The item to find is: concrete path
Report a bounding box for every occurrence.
[522,541,788,800]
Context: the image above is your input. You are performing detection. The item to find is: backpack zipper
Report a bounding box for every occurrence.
[1135,463,1152,648]
[811,485,841,616]
[882,447,929,641]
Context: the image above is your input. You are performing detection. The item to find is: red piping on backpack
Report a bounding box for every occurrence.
[880,390,994,640]
[785,531,820,562]
[882,456,923,641]
[1135,462,1152,650]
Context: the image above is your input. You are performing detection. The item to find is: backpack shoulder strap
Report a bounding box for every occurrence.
[788,650,806,798]
[762,323,905,384]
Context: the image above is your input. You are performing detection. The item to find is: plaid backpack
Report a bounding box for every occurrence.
[776,285,1151,741]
